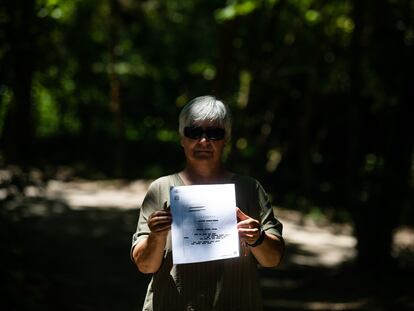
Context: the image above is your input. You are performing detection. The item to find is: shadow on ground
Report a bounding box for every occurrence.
[0,197,150,311]
[1,196,413,311]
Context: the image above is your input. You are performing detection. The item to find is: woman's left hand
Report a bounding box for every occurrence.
[236,207,261,245]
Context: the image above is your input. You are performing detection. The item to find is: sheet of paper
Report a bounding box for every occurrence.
[170,184,239,264]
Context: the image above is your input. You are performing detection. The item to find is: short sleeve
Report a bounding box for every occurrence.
[256,181,283,239]
[130,180,161,259]
[234,175,283,241]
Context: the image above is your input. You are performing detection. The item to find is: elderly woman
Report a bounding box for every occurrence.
[131,95,284,311]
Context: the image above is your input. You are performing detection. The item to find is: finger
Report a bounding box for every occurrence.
[238,230,260,243]
[149,218,171,230]
[236,207,250,221]
[149,215,172,225]
[238,229,260,240]
[149,217,171,225]
[151,210,171,217]
[150,212,171,219]
[237,217,260,228]
[149,213,171,226]
[163,201,170,211]
[237,219,253,228]
[238,227,260,233]
[152,224,171,233]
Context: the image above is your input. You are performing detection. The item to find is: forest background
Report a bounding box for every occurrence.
[0,0,413,310]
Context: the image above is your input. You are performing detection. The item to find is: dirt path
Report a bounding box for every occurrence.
[2,178,413,310]
[41,179,358,267]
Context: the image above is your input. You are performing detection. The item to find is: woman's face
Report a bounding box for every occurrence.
[181,120,227,167]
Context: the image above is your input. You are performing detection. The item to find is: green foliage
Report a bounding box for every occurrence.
[0,86,12,135]
[0,1,412,275]
[0,1,412,243]
[33,83,59,137]
[215,0,259,22]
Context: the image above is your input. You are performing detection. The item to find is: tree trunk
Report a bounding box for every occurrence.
[347,0,368,269]
[350,0,413,271]
[2,0,36,165]
[212,19,238,98]
[108,0,125,177]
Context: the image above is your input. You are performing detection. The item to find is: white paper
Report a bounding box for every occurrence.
[170,184,239,264]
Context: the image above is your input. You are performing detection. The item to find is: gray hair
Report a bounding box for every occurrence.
[178,95,232,139]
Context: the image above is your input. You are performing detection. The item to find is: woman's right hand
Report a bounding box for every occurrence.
[148,202,172,236]
[133,202,172,273]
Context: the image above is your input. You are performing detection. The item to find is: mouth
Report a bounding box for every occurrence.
[195,150,212,153]
[194,150,213,156]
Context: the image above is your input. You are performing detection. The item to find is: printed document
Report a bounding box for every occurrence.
[170,184,239,264]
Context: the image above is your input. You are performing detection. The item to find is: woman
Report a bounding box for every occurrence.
[131,95,284,311]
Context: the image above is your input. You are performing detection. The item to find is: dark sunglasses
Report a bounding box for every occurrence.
[184,126,226,141]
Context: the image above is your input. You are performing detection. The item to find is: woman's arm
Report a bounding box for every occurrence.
[237,208,284,267]
[132,208,172,273]
[248,232,284,267]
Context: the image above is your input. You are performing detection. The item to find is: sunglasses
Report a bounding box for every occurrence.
[184,126,226,141]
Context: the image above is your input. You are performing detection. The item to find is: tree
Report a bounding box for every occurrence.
[1,0,36,164]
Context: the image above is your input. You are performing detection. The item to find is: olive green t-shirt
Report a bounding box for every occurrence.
[131,173,283,311]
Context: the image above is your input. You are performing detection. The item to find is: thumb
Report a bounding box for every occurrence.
[236,207,249,221]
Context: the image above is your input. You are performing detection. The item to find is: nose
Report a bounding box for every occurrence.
[198,135,210,143]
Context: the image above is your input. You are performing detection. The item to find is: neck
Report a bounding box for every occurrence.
[181,164,230,184]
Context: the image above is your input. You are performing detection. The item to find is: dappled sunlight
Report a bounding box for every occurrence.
[264,299,370,311]
[11,177,414,268]
[393,227,414,250]
[2,177,414,311]
[282,219,356,267]
[27,178,359,268]
[41,179,150,210]
[393,226,414,269]
[275,208,356,268]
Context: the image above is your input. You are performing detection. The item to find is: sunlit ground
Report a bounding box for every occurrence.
[21,178,358,266]
[2,174,414,310]
[24,178,413,267]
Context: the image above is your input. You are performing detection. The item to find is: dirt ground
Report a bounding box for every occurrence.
[1,177,413,311]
